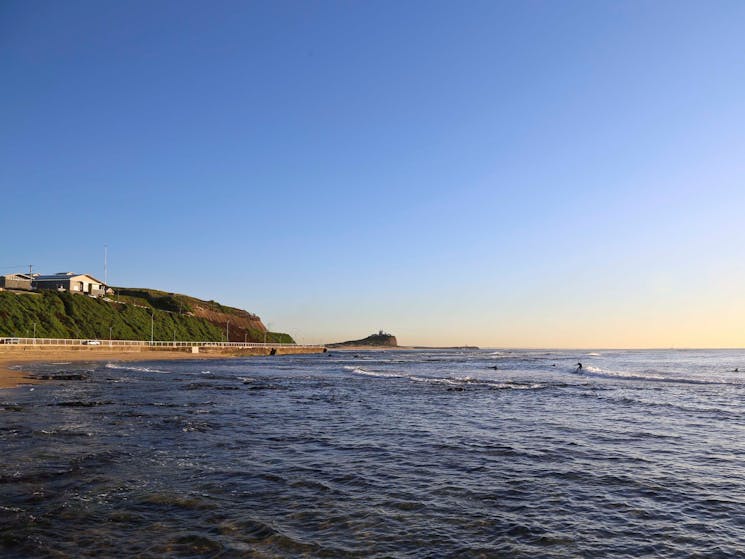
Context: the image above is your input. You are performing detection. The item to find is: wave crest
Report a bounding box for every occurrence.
[343,366,546,390]
[580,365,743,385]
[104,363,171,374]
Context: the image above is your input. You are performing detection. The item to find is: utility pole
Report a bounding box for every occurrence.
[226,320,230,343]
[104,245,108,285]
[150,309,154,344]
[28,264,33,275]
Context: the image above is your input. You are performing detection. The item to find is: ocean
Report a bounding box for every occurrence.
[2,349,745,558]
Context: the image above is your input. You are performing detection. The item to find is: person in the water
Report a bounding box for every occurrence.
[576,362,583,371]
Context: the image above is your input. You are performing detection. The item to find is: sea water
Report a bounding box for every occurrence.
[2,349,745,557]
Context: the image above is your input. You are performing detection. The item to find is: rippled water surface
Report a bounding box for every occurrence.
[2,349,745,558]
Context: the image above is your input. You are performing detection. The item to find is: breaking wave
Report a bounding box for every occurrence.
[104,363,172,374]
[580,365,744,386]
[343,366,405,379]
[343,366,546,390]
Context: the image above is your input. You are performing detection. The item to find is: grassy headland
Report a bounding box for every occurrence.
[0,289,293,343]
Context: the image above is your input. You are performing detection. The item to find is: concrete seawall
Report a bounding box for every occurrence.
[195,346,326,356]
[0,345,326,358]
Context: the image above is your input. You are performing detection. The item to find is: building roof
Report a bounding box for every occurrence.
[33,273,106,285]
[1,273,32,280]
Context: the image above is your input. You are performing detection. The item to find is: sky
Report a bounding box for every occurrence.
[2,1,745,348]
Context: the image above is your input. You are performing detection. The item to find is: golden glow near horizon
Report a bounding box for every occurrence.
[303,270,745,349]
[391,294,745,349]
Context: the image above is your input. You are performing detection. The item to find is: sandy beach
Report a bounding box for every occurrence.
[0,350,202,389]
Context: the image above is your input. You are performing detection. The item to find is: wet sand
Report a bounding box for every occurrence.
[0,365,41,389]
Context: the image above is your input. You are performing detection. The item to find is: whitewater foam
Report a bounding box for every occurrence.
[343,366,547,390]
[343,365,404,378]
[579,365,743,385]
[104,363,171,374]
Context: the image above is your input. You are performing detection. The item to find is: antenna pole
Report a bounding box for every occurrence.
[104,245,108,285]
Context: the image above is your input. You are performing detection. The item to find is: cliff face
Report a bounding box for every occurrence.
[190,303,264,329]
[189,303,271,342]
[328,332,398,348]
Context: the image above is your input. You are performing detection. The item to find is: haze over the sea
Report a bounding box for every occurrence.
[2,1,743,348]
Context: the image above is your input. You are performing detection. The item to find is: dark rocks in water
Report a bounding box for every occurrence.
[183,382,239,391]
[52,401,111,407]
[139,492,218,511]
[244,382,283,390]
[2,405,23,412]
[155,534,223,556]
[243,379,287,390]
[32,371,89,381]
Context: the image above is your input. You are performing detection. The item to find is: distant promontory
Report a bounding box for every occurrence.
[328,331,398,348]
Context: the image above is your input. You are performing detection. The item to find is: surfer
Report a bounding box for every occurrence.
[576,362,583,372]
[490,365,499,370]
[735,368,739,373]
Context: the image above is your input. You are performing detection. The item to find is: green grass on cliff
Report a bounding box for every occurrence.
[114,287,261,319]
[0,291,293,343]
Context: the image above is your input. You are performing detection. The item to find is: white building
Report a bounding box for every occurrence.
[32,272,109,297]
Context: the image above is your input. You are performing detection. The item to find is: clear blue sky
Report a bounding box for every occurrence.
[2,1,744,347]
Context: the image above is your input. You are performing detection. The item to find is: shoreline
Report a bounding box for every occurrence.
[328,345,479,351]
[327,345,405,351]
[0,346,324,390]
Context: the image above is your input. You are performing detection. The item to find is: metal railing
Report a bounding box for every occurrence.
[0,337,325,349]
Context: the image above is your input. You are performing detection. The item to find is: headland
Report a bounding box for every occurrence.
[327,331,479,352]
[0,273,326,388]
[327,331,398,349]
